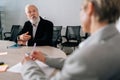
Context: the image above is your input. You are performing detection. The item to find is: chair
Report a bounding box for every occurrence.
[52,26,62,47]
[0,27,3,40]
[61,26,81,50]
[108,72,120,80]
[81,33,90,40]
[4,25,22,42]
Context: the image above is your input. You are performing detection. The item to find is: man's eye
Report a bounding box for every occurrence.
[28,11,31,14]
[33,10,36,13]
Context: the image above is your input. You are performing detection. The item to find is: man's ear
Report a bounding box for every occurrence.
[86,2,94,16]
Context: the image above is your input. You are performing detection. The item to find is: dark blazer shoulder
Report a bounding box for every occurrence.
[40,17,53,26]
[24,21,32,25]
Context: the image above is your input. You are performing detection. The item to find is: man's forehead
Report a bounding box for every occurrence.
[28,6,37,10]
[25,4,38,12]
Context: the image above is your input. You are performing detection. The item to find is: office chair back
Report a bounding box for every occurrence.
[108,71,120,80]
[52,26,62,47]
[10,25,22,41]
[61,26,81,50]
[0,27,3,39]
[4,25,22,42]
[66,26,81,42]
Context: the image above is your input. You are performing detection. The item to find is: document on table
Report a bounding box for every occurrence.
[0,52,8,55]
[7,60,55,77]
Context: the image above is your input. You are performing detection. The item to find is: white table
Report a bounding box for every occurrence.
[0,40,66,80]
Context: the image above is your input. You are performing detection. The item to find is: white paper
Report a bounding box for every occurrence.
[7,60,55,77]
[0,52,8,55]
[7,62,22,73]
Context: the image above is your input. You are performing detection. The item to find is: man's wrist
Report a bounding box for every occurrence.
[43,56,46,63]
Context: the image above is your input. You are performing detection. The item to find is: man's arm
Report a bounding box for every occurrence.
[21,45,98,80]
[31,50,65,69]
[21,48,91,80]
[17,22,31,46]
[45,57,65,70]
[21,60,47,80]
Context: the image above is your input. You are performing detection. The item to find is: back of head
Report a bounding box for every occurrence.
[86,0,120,23]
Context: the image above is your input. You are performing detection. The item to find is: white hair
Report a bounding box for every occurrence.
[25,4,38,13]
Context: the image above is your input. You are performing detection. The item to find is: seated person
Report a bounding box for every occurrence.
[17,4,53,46]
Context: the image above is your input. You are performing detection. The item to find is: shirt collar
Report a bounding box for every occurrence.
[32,17,40,27]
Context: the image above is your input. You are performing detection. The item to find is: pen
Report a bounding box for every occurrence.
[25,43,36,56]
[32,43,36,53]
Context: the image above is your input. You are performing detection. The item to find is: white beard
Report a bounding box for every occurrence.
[30,17,39,24]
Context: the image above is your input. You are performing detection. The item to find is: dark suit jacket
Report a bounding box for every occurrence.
[18,17,53,46]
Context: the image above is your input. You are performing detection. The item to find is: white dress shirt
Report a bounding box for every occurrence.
[32,17,40,38]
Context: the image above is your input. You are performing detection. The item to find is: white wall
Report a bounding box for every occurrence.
[0,0,82,32]
[1,0,120,34]
[116,18,120,32]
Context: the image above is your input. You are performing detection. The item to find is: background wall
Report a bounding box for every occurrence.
[0,0,82,33]
[0,0,120,33]
[116,18,120,32]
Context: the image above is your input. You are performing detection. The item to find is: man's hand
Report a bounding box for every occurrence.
[31,50,46,63]
[22,50,46,65]
[18,32,31,46]
[17,40,27,46]
[19,32,31,41]
[22,55,32,64]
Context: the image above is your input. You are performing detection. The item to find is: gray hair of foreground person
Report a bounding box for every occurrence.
[85,0,120,23]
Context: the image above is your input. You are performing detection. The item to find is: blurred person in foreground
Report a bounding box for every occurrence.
[17,4,53,46]
[21,0,120,80]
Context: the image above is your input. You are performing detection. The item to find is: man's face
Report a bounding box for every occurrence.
[80,1,91,33]
[26,6,39,24]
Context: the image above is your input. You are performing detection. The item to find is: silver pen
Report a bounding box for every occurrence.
[25,43,36,56]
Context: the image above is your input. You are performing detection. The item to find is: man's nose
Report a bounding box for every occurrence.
[31,12,35,15]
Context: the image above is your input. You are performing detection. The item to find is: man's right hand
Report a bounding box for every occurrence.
[17,40,27,46]
[19,32,31,41]
[31,50,46,63]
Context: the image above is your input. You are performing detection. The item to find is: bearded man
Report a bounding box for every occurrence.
[17,4,53,46]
